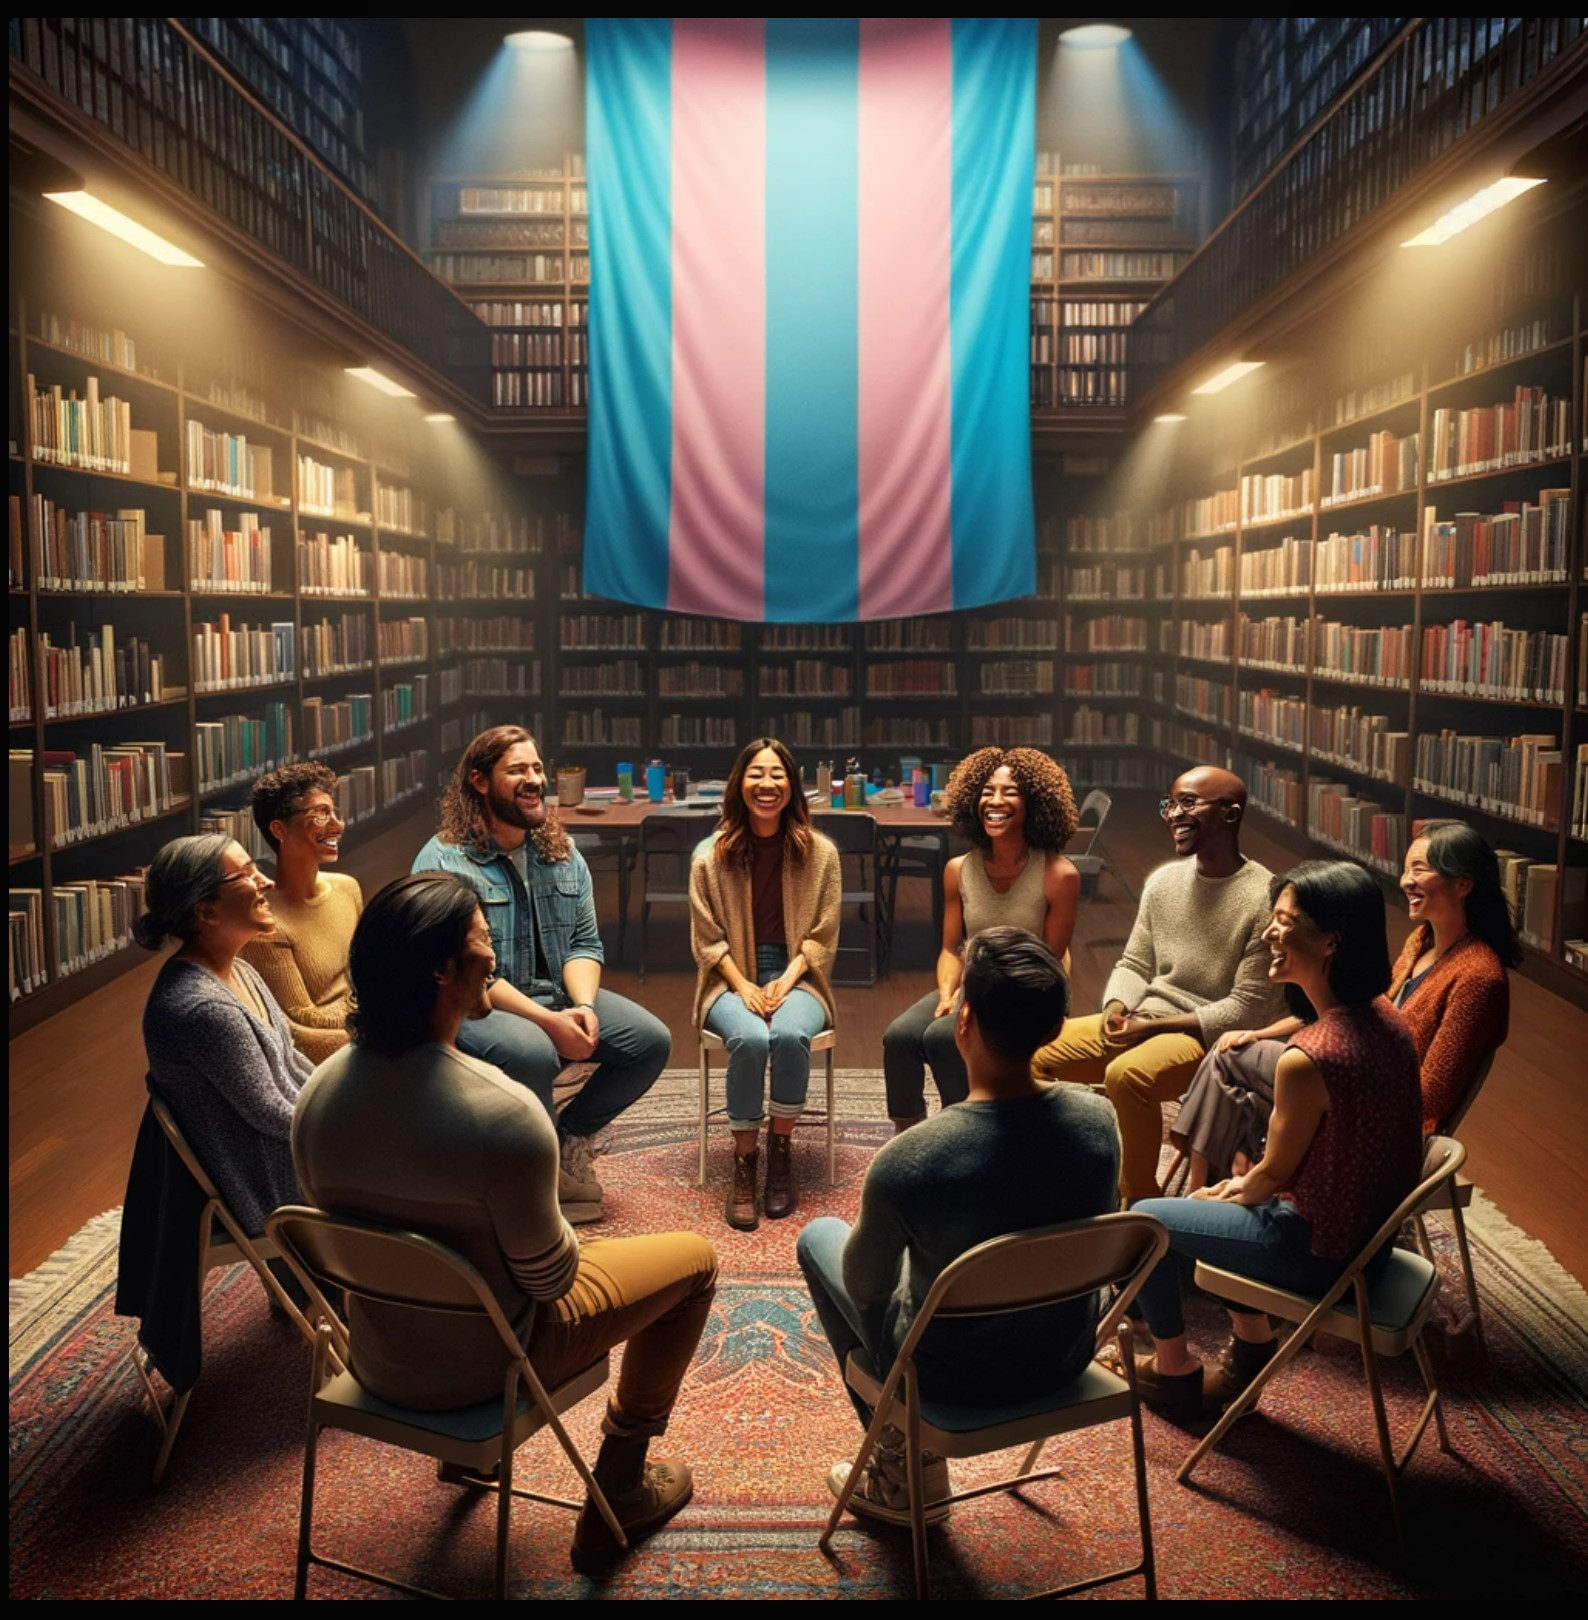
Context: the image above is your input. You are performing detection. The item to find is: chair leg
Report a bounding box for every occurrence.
[1123,1328,1158,1601]
[1179,1316,1317,1483]
[150,1386,194,1488]
[1359,1327,1405,1544]
[698,1047,711,1189]
[639,900,650,982]
[825,1048,836,1188]
[496,1373,518,1599]
[616,853,631,966]
[1412,1335,1452,1454]
[1446,1196,1486,1353]
[296,1418,321,1600]
[904,1369,931,1602]
[820,1400,894,1551]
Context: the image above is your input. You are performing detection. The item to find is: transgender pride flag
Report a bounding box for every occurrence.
[584,17,1036,623]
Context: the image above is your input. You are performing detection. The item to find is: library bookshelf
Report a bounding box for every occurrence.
[422,155,1197,418]
[5,221,548,1031]
[1081,251,1586,1001]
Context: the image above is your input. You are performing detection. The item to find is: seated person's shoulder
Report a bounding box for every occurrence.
[323,870,364,905]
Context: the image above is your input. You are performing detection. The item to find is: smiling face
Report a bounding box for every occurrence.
[274,787,345,867]
[1261,884,1335,988]
[1162,769,1234,857]
[475,741,546,832]
[979,765,1027,845]
[457,907,498,1021]
[1400,836,1471,928]
[742,746,792,832]
[206,841,276,942]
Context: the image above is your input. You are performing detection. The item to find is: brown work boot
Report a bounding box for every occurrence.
[571,1457,694,1572]
[763,1130,797,1220]
[726,1148,759,1231]
[1130,1354,1206,1423]
[1202,1335,1277,1410]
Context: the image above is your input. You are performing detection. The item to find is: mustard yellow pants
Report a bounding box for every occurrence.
[1033,1013,1205,1202]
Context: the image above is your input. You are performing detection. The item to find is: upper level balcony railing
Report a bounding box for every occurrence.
[1133,16,1587,406]
[9,16,491,407]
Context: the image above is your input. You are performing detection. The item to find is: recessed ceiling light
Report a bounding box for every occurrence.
[505,30,574,51]
[1059,24,1132,48]
[1401,177,1546,247]
[1191,360,1265,396]
[44,191,204,267]
[345,366,416,398]
[423,412,456,424]
[1154,413,1188,423]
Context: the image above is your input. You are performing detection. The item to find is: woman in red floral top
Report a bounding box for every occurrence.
[1130,860,1423,1420]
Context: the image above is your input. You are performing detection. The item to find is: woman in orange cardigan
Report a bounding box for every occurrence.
[1173,820,1515,1186]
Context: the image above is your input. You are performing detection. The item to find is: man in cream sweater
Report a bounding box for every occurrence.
[1034,766,1286,1203]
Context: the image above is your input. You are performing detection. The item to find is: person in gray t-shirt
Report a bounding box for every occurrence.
[798,925,1119,1529]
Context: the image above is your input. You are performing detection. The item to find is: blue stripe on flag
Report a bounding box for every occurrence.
[764,18,861,623]
[585,18,673,608]
[950,18,1036,607]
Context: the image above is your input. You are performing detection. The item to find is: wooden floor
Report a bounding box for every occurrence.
[10,793,1588,1284]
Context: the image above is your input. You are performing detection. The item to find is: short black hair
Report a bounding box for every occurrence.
[347,872,483,1057]
[1272,860,1391,1014]
[251,762,339,852]
[960,925,1069,1065]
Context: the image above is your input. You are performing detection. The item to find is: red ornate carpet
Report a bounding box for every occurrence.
[10,1072,1588,1599]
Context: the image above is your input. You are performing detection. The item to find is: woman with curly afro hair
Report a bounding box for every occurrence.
[881,747,1081,1130]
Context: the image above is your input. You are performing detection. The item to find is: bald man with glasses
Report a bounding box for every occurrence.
[1033,767,1287,1203]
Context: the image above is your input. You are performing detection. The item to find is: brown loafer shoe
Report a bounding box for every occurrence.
[763,1131,797,1220]
[726,1149,759,1231]
[571,1458,694,1572]
[1130,1354,1206,1422]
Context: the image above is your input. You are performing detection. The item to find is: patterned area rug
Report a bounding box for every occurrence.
[11,1071,1588,1600]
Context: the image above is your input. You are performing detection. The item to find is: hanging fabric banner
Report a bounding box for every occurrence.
[585,17,1036,623]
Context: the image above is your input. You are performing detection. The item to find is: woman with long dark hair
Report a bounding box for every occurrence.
[881,746,1081,1130]
[690,737,840,1229]
[1173,819,1514,1187]
[1131,860,1423,1420]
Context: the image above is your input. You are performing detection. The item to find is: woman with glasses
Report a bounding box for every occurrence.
[242,763,362,1061]
[137,833,312,1235]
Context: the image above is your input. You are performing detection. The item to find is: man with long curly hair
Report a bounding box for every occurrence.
[413,726,670,1223]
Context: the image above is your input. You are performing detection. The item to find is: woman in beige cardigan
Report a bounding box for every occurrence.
[691,737,840,1231]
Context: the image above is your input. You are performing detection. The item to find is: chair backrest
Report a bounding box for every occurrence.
[890,1212,1168,1368]
[1339,1135,1468,1289]
[267,1205,525,1359]
[1434,1047,1498,1136]
[149,1092,225,1205]
[1067,789,1111,860]
[813,810,877,856]
[640,809,719,858]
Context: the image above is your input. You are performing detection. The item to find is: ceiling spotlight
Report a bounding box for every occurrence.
[506,30,574,51]
[1154,413,1188,424]
[423,412,456,424]
[44,191,204,267]
[1192,360,1265,396]
[345,366,416,398]
[1400,177,1546,247]
[1059,24,1133,48]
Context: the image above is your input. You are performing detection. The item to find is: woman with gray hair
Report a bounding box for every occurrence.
[138,833,312,1234]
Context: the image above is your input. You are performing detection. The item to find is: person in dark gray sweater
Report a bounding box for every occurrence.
[797,925,1119,1527]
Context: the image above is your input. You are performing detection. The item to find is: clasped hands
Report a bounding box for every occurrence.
[739,976,798,1020]
[546,1003,601,1060]
[1101,1002,1159,1050]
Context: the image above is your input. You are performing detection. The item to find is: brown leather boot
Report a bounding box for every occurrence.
[763,1130,797,1220]
[726,1148,759,1231]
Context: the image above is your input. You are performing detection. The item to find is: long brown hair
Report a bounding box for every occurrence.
[715,737,812,869]
[436,725,570,862]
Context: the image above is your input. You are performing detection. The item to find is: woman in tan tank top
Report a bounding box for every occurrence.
[881,747,1082,1130]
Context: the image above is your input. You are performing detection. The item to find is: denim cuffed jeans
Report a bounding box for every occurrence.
[703,944,829,1131]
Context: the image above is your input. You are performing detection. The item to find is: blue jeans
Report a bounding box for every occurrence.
[457,987,670,1140]
[703,945,829,1130]
[797,1216,882,1427]
[1132,1195,1384,1339]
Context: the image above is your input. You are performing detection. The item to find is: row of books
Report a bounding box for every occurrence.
[491,371,573,408]
[303,694,373,756]
[1496,852,1584,952]
[10,742,188,853]
[1057,367,1131,406]
[193,618,297,691]
[429,253,570,282]
[376,550,428,597]
[1239,614,1310,670]
[438,563,536,600]
[490,333,567,366]
[190,510,273,592]
[10,871,150,995]
[1413,730,1562,829]
[438,219,566,249]
[558,660,641,698]
[35,627,171,715]
[33,501,167,593]
[1066,615,1148,653]
[656,665,746,698]
[470,299,573,328]
[1426,389,1571,480]
[865,662,958,697]
[1055,251,1187,280]
[1237,687,1306,752]
[969,715,1053,747]
[295,413,365,461]
[1421,491,1570,586]
[384,677,432,732]
[1161,720,1226,769]
[1066,565,1148,600]
[436,616,535,652]
[1320,431,1418,507]
[558,613,648,650]
[377,486,426,535]
[1239,752,1301,827]
[862,622,953,653]
[1311,704,1408,784]
[1057,300,1151,328]
[1457,314,1561,376]
[1183,546,1235,599]
[382,749,433,805]
[454,512,566,553]
[458,659,540,696]
[1176,674,1233,725]
[969,619,1059,651]
[297,455,361,520]
[759,711,860,749]
[188,423,276,500]
[1175,490,1240,540]
[1063,513,1140,554]
[33,312,142,373]
[1179,619,1232,662]
[1573,746,1588,841]
[196,704,295,792]
[27,375,136,473]
[1419,622,1569,705]
[298,532,370,596]
[458,185,568,215]
[978,661,1055,696]
[378,617,429,666]
[761,626,846,651]
[756,663,854,697]
[1309,777,1406,874]
[1065,707,1141,746]
[561,711,645,747]
[1066,662,1158,700]
[1240,468,1316,525]
[1314,622,1414,687]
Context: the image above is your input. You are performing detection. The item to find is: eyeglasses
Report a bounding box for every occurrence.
[294,804,344,829]
[1158,795,1230,820]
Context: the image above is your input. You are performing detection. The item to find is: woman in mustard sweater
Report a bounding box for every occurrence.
[242,762,363,1062]
[690,737,841,1231]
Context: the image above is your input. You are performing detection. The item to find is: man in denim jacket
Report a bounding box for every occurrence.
[414,725,670,1222]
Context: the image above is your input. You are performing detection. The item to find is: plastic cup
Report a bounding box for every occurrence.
[647,762,667,802]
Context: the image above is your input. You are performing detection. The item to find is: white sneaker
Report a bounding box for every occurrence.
[827,1426,951,1526]
[559,1135,604,1224]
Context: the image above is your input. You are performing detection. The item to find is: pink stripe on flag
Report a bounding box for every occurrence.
[669,18,766,619]
[857,18,954,620]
